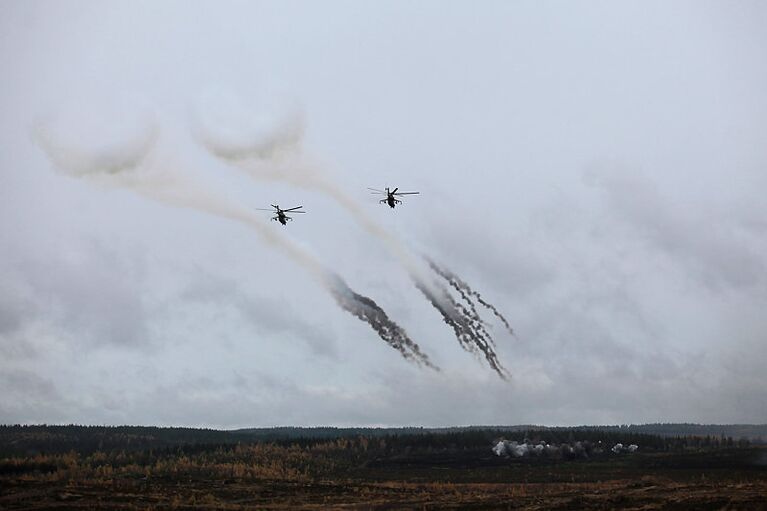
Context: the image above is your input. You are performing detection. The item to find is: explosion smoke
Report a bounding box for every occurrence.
[195,104,515,378]
[493,439,638,459]
[33,117,435,368]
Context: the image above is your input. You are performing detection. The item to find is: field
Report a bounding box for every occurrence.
[1,426,766,510]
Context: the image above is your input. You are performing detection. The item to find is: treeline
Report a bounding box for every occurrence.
[0,424,754,458]
[237,424,767,442]
[579,423,767,441]
[270,429,666,452]
[232,426,429,441]
[0,425,238,457]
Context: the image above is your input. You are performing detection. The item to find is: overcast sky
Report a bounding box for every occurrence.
[1,1,766,428]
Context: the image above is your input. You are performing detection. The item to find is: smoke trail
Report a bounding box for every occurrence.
[414,281,509,380]
[439,271,497,347]
[426,257,515,337]
[194,105,513,378]
[33,117,435,369]
[327,274,437,369]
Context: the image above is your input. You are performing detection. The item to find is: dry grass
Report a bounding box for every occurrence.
[2,438,766,509]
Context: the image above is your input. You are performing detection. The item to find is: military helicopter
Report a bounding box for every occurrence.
[368,187,420,208]
[255,204,306,225]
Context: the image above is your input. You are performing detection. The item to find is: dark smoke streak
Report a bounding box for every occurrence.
[446,279,496,347]
[415,281,509,380]
[326,274,438,370]
[426,258,516,337]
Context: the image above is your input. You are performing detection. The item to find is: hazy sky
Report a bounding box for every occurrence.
[2,1,766,427]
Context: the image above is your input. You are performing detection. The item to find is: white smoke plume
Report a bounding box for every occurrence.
[193,96,513,378]
[611,443,639,454]
[492,439,633,459]
[493,439,639,459]
[33,111,435,369]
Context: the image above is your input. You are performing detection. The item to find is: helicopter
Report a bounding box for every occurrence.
[368,187,420,208]
[255,204,306,225]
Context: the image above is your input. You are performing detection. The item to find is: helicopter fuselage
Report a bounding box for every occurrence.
[260,204,303,225]
[381,193,401,208]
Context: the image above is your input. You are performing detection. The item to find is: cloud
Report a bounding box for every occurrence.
[175,271,340,359]
[587,171,766,293]
[0,240,150,353]
[2,1,767,426]
[0,369,70,423]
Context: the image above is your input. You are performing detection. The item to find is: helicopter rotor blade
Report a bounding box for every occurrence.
[393,191,419,195]
[367,187,384,192]
[391,187,398,194]
[283,206,304,212]
[254,208,276,211]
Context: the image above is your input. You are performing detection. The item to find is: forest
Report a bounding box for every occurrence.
[1,424,766,509]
